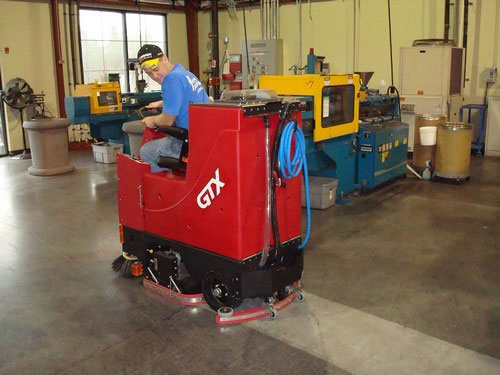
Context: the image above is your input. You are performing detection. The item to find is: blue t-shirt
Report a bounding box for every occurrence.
[161,64,210,129]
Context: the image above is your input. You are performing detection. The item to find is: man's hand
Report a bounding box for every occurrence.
[142,115,157,129]
[142,113,176,129]
[145,100,163,109]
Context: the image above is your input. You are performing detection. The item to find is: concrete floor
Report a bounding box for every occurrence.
[0,151,498,374]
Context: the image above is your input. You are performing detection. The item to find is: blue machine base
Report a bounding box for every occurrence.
[357,122,409,189]
[305,134,357,199]
[88,115,135,154]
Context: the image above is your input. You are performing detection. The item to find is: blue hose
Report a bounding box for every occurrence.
[277,121,310,250]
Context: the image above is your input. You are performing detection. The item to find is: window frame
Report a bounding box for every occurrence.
[78,7,168,93]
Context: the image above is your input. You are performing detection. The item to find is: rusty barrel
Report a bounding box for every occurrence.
[435,122,473,179]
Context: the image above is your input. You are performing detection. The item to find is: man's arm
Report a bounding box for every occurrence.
[145,100,163,109]
[155,113,176,127]
[142,113,176,128]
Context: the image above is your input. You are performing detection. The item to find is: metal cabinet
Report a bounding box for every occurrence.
[399,45,464,151]
[486,97,500,157]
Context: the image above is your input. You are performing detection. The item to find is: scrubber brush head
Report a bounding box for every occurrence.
[112,252,137,277]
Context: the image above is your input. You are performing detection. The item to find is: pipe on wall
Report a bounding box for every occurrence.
[444,0,450,42]
[68,0,79,88]
[77,0,85,84]
[186,0,200,78]
[298,0,302,69]
[493,0,499,69]
[63,1,73,95]
[211,0,220,99]
[462,0,469,87]
[262,0,265,39]
[50,0,67,117]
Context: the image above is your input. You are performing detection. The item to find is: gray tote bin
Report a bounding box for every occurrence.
[301,176,338,209]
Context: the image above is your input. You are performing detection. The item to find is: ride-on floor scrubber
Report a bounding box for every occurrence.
[113,91,309,318]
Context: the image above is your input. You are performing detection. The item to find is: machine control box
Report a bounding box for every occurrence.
[484,67,497,83]
[357,122,409,189]
[75,83,122,114]
[242,39,283,89]
[401,103,416,113]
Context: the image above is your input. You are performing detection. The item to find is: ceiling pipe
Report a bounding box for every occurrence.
[50,0,67,117]
[78,0,186,11]
[199,0,328,11]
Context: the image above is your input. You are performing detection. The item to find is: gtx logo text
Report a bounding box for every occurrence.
[197,168,225,209]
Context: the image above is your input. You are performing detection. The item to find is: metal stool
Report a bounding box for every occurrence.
[459,104,487,154]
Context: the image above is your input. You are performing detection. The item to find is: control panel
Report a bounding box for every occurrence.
[484,67,497,84]
[241,39,283,89]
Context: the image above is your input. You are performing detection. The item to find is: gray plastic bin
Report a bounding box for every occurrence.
[302,176,338,209]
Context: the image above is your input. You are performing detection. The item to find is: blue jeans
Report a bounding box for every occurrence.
[140,136,183,173]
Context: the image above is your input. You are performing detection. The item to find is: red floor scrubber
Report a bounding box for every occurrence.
[113,90,310,321]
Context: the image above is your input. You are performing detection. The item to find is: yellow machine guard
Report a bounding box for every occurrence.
[75,83,122,114]
[259,74,360,142]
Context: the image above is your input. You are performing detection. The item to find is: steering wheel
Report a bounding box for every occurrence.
[137,106,160,119]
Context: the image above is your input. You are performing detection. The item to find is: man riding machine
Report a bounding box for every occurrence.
[113,89,310,318]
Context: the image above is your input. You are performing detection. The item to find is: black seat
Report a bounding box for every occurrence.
[155,126,189,171]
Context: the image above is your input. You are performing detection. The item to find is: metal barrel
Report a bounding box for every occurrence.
[435,122,473,179]
[413,114,446,168]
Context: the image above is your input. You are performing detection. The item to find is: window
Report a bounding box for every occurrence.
[321,85,355,128]
[79,9,167,93]
[126,13,166,92]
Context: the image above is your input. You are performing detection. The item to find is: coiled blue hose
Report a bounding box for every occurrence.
[277,121,310,250]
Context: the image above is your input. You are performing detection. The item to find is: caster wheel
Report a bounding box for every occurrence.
[217,307,234,318]
[268,307,278,319]
[296,290,305,302]
[202,271,242,312]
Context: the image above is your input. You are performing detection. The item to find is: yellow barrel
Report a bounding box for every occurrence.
[413,114,446,168]
[435,122,473,179]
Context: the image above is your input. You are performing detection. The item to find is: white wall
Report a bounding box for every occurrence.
[0,0,60,151]
[463,0,500,103]
[168,12,189,68]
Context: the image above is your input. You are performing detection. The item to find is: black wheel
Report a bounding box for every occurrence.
[268,307,278,319]
[202,271,242,311]
[296,290,305,301]
[217,307,234,317]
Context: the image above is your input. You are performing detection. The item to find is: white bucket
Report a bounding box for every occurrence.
[419,126,437,146]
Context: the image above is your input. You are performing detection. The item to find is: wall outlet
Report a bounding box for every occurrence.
[485,67,497,83]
